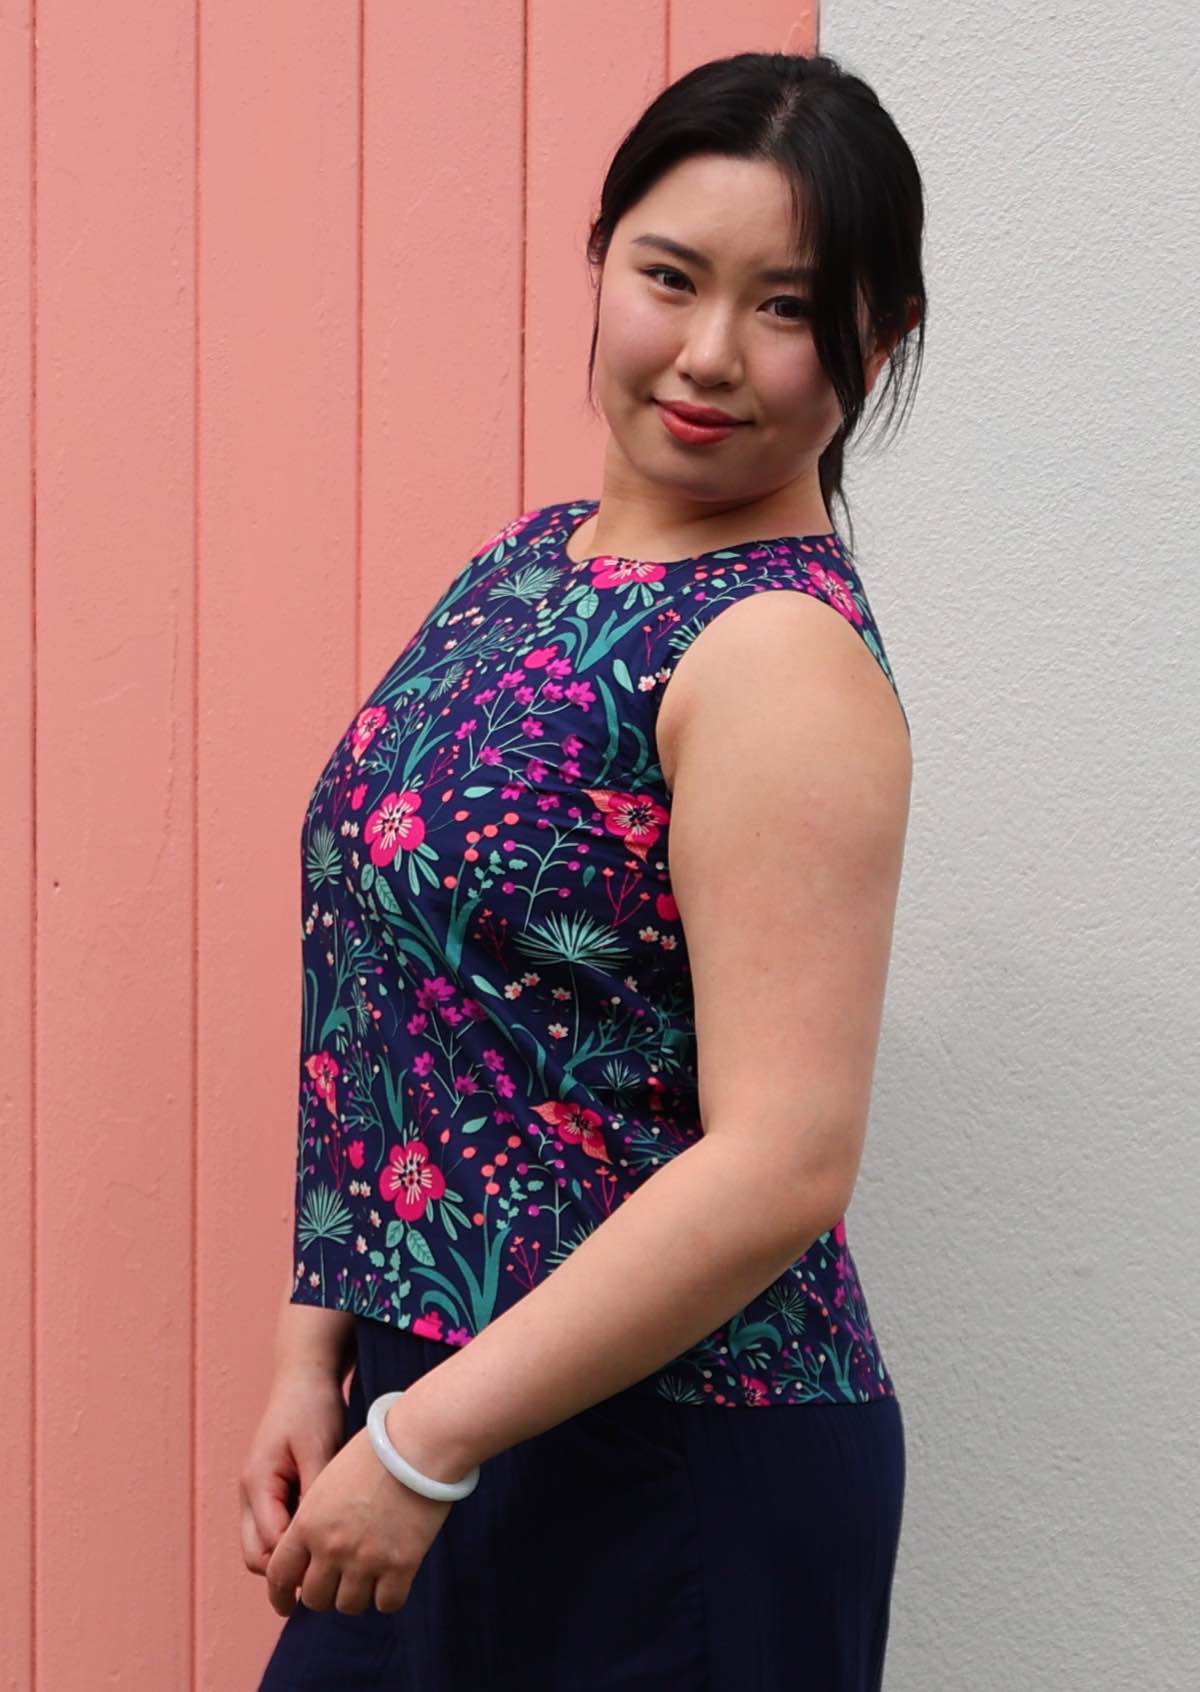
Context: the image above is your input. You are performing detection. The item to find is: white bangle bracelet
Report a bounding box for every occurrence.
[366,1389,481,1503]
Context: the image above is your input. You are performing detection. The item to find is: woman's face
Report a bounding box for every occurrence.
[591,152,885,509]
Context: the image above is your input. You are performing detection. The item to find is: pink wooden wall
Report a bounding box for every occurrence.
[0,3,818,1685]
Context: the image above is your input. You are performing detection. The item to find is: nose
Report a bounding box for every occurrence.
[674,311,745,391]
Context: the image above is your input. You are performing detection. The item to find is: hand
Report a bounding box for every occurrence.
[262,1414,456,1617]
[239,1364,349,1578]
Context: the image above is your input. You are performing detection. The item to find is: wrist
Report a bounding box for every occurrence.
[382,1384,478,1488]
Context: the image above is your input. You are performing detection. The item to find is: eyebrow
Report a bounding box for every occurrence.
[630,232,815,286]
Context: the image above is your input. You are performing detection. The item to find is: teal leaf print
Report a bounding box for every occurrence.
[373,872,403,916]
[297,1183,354,1249]
[317,1005,352,1044]
[304,822,342,890]
[516,909,629,969]
[490,561,562,602]
[404,1227,435,1267]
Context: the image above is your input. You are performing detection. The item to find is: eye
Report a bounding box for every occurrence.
[641,266,811,323]
[643,265,692,293]
[765,297,813,323]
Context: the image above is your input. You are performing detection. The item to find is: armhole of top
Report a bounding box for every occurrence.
[654,579,910,792]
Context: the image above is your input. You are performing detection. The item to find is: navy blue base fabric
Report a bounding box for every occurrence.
[256,1316,905,1691]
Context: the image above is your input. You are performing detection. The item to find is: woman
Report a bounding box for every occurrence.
[245,48,925,1691]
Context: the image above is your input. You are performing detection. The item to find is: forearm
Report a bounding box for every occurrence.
[388,1134,843,1480]
[272,1268,356,1380]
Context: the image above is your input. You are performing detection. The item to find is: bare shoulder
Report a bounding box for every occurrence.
[656,586,912,798]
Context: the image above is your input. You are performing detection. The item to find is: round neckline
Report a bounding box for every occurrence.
[560,497,843,569]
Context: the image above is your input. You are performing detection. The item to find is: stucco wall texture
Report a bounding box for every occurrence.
[821,4,1200,1688]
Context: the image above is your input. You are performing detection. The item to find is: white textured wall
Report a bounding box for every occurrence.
[821,5,1200,1688]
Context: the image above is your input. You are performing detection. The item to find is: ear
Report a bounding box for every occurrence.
[865,300,921,395]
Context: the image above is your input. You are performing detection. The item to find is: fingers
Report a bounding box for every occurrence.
[329,1571,375,1616]
[240,1499,270,1575]
[372,1573,412,1615]
[239,1474,293,1575]
[265,1536,310,1619]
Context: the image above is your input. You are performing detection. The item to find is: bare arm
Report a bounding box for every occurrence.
[381,590,912,1478]
[272,1268,357,1382]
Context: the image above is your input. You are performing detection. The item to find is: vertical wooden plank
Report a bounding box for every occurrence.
[361,1,525,687]
[526,0,668,503]
[198,3,362,1683]
[0,3,34,1690]
[671,0,818,72]
[33,1,197,1686]
[524,1,816,511]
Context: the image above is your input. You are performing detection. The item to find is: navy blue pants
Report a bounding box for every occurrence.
[257,1317,905,1690]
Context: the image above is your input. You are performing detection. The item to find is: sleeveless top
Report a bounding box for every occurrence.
[288,498,907,1406]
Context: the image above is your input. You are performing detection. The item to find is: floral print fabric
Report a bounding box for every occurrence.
[289,499,905,1406]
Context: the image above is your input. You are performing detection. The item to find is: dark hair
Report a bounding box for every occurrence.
[583,51,927,557]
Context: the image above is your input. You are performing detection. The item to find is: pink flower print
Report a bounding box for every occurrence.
[739,1373,771,1406]
[347,1140,366,1170]
[415,1313,471,1348]
[350,705,388,763]
[564,679,596,709]
[522,643,563,671]
[305,1051,341,1118]
[531,1099,612,1164]
[656,891,679,922]
[416,975,457,1009]
[488,510,538,552]
[380,1138,447,1221]
[588,557,669,588]
[582,788,671,863]
[350,781,369,811]
[364,790,426,865]
[805,563,862,624]
[834,1217,847,1247]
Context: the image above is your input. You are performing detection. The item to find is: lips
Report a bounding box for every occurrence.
[657,400,749,426]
